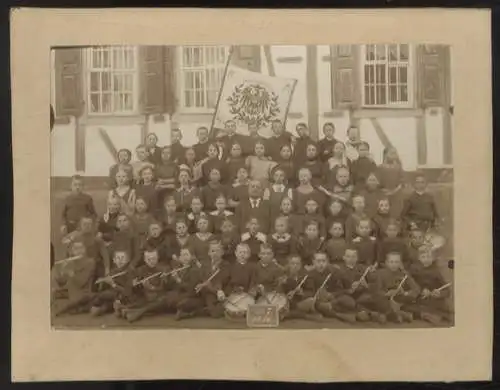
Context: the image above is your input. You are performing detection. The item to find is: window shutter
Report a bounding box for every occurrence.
[139,46,165,114]
[163,46,176,116]
[54,48,83,117]
[330,45,361,109]
[416,44,449,108]
[231,45,261,72]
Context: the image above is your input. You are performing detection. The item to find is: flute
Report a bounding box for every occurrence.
[436,282,452,292]
[95,271,127,285]
[352,265,373,292]
[195,269,220,293]
[54,255,83,266]
[133,265,191,286]
[288,275,308,300]
[390,274,408,300]
[313,273,332,302]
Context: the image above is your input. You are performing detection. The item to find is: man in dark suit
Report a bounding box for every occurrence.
[235,180,271,234]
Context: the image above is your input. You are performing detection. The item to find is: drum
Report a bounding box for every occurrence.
[257,292,290,316]
[224,292,255,317]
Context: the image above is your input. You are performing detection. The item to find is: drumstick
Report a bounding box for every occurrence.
[435,282,452,292]
[133,271,164,287]
[54,255,83,266]
[195,269,220,293]
[95,270,127,285]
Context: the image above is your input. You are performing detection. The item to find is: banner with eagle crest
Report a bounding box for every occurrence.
[213,66,297,137]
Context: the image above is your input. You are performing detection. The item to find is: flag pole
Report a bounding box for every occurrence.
[209,45,235,139]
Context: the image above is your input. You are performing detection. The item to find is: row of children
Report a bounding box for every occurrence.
[52,231,451,326]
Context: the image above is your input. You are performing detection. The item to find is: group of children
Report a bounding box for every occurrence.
[52,119,452,326]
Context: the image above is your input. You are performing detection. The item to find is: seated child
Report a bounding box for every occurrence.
[325,221,348,266]
[195,241,231,318]
[271,196,301,236]
[61,175,97,235]
[280,255,323,321]
[318,122,340,162]
[166,219,195,265]
[350,141,377,190]
[263,167,293,223]
[268,216,298,267]
[409,247,453,325]
[406,228,426,265]
[209,195,235,234]
[122,249,170,323]
[228,166,250,209]
[201,168,230,212]
[131,197,155,249]
[155,146,178,205]
[157,197,180,240]
[352,219,378,266]
[377,220,409,267]
[357,171,384,218]
[372,252,420,323]
[401,172,440,232]
[51,240,96,316]
[135,166,158,213]
[201,143,227,185]
[89,250,136,317]
[299,199,326,239]
[297,142,323,187]
[301,252,356,323]
[131,144,155,185]
[297,220,325,268]
[325,199,347,238]
[240,218,267,263]
[273,144,295,185]
[142,220,168,263]
[110,214,141,269]
[173,169,200,213]
[225,143,247,183]
[336,247,380,322]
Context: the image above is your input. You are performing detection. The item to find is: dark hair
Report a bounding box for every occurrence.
[197,126,209,135]
[323,122,335,131]
[296,122,308,129]
[347,125,359,134]
[414,171,427,181]
[171,128,182,134]
[117,148,132,162]
[359,141,370,149]
[71,174,83,182]
[385,251,402,260]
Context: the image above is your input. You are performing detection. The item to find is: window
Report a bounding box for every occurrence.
[179,46,230,111]
[362,44,413,108]
[87,46,138,115]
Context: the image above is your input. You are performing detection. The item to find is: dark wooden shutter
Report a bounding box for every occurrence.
[330,45,361,110]
[231,45,261,72]
[163,46,177,116]
[54,48,83,117]
[416,44,450,108]
[139,46,165,114]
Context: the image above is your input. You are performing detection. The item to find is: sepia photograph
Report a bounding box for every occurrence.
[50,43,455,329]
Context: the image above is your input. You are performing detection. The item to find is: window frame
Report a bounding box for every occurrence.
[359,44,416,109]
[85,46,140,116]
[177,45,230,114]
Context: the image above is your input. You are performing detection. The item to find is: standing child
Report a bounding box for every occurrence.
[358,172,385,218]
[344,125,363,162]
[61,175,97,235]
[344,194,370,242]
[379,146,405,218]
[191,216,216,267]
[401,173,440,232]
[209,195,235,234]
[293,123,313,165]
[325,221,348,266]
[52,240,96,316]
[109,149,134,189]
[318,122,340,162]
[228,166,250,209]
[406,228,427,266]
[246,141,277,186]
[143,221,168,263]
[274,144,295,186]
[320,166,353,210]
[272,196,301,236]
[240,218,268,263]
[219,218,239,263]
[201,143,227,185]
[173,169,199,213]
[299,199,327,239]
[297,221,325,267]
[352,219,378,266]
[157,197,180,240]
[372,197,393,239]
[350,141,377,190]
[266,119,293,162]
[131,144,154,185]
[170,128,185,164]
[201,168,229,212]
[408,247,452,324]
[145,133,162,166]
[131,197,155,250]
[196,241,231,318]
[268,216,297,267]
[89,250,136,317]
[179,147,198,182]
[155,146,178,206]
[298,143,323,187]
[108,169,136,216]
[167,219,194,265]
[372,252,420,323]
[263,167,293,223]
[97,196,121,246]
[377,220,409,267]
[193,126,211,163]
[325,199,347,238]
[225,143,247,183]
[111,214,141,269]
[325,142,349,182]
[187,196,208,234]
[135,166,158,213]
[293,168,326,215]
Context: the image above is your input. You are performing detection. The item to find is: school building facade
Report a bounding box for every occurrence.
[50,44,453,178]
